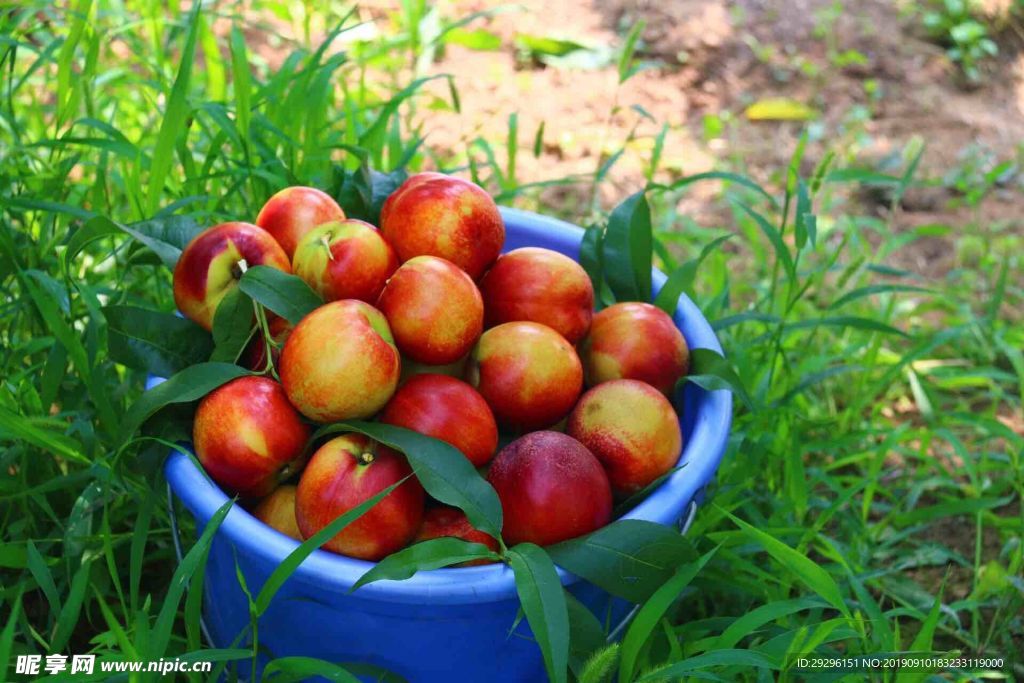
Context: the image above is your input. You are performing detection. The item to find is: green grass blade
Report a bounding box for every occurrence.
[146,2,202,216]
[618,546,718,683]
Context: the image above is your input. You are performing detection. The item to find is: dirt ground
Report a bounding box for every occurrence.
[386,0,1024,279]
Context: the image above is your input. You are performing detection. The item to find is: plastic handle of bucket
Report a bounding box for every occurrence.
[167,481,216,647]
[605,495,701,643]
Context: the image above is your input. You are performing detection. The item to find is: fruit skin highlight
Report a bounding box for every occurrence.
[380,374,498,467]
[487,431,612,546]
[280,300,401,422]
[380,173,505,279]
[479,247,595,344]
[255,186,346,259]
[253,485,303,541]
[468,322,583,432]
[376,255,484,365]
[568,379,683,497]
[295,434,424,560]
[193,376,310,498]
[173,222,290,331]
[414,506,499,566]
[291,219,398,304]
[580,302,690,395]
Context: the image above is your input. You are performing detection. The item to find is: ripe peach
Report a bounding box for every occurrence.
[193,376,309,498]
[486,431,611,546]
[380,173,504,279]
[291,219,398,303]
[376,256,484,365]
[295,434,424,560]
[415,506,499,566]
[580,302,689,395]
[568,379,682,497]
[479,247,594,344]
[280,300,400,422]
[253,485,302,541]
[173,222,290,331]
[255,186,345,259]
[468,322,583,431]
[380,374,498,467]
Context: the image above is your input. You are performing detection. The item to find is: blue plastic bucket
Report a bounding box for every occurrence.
[163,207,732,682]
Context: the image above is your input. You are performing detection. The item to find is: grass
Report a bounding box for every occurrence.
[2,1,1022,681]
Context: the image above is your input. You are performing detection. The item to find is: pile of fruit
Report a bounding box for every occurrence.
[175,173,690,562]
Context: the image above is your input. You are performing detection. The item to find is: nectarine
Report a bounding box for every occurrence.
[193,376,309,498]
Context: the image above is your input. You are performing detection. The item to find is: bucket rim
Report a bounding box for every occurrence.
[163,206,732,605]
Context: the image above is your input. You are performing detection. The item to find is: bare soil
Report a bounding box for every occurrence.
[401,0,1024,279]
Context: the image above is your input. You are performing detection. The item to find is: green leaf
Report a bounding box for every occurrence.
[650,171,776,206]
[637,649,780,681]
[724,510,851,618]
[352,538,500,591]
[358,75,449,157]
[737,202,796,291]
[26,541,61,621]
[653,234,732,314]
[0,405,88,465]
[103,305,213,376]
[619,546,718,683]
[149,499,233,659]
[66,215,204,270]
[711,596,827,649]
[49,558,92,652]
[209,288,254,363]
[683,348,755,412]
[0,593,22,681]
[444,27,502,51]
[824,168,901,185]
[262,657,361,683]
[794,178,813,249]
[617,20,646,84]
[566,593,607,676]
[147,1,201,215]
[515,34,588,57]
[121,362,251,443]
[783,316,908,337]
[547,519,698,603]
[603,191,652,303]
[907,583,944,659]
[229,25,251,143]
[318,421,503,540]
[238,265,322,325]
[253,478,409,616]
[578,225,607,308]
[828,284,932,310]
[508,544,569,683]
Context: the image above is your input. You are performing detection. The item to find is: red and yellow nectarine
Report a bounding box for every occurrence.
[568,379,682,497]
[380,173,504,279]
[295,434,424,560]
[280,300,400,422]
[193,376,309,498]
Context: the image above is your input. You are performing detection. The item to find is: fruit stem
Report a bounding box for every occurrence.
[231,258,249,280]
[358,451,375,465]
[320,235,335,261]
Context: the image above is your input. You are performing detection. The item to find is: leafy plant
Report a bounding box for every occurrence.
[922,0,999,82]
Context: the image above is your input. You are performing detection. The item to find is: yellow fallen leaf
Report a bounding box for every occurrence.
[744,98,819,121]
